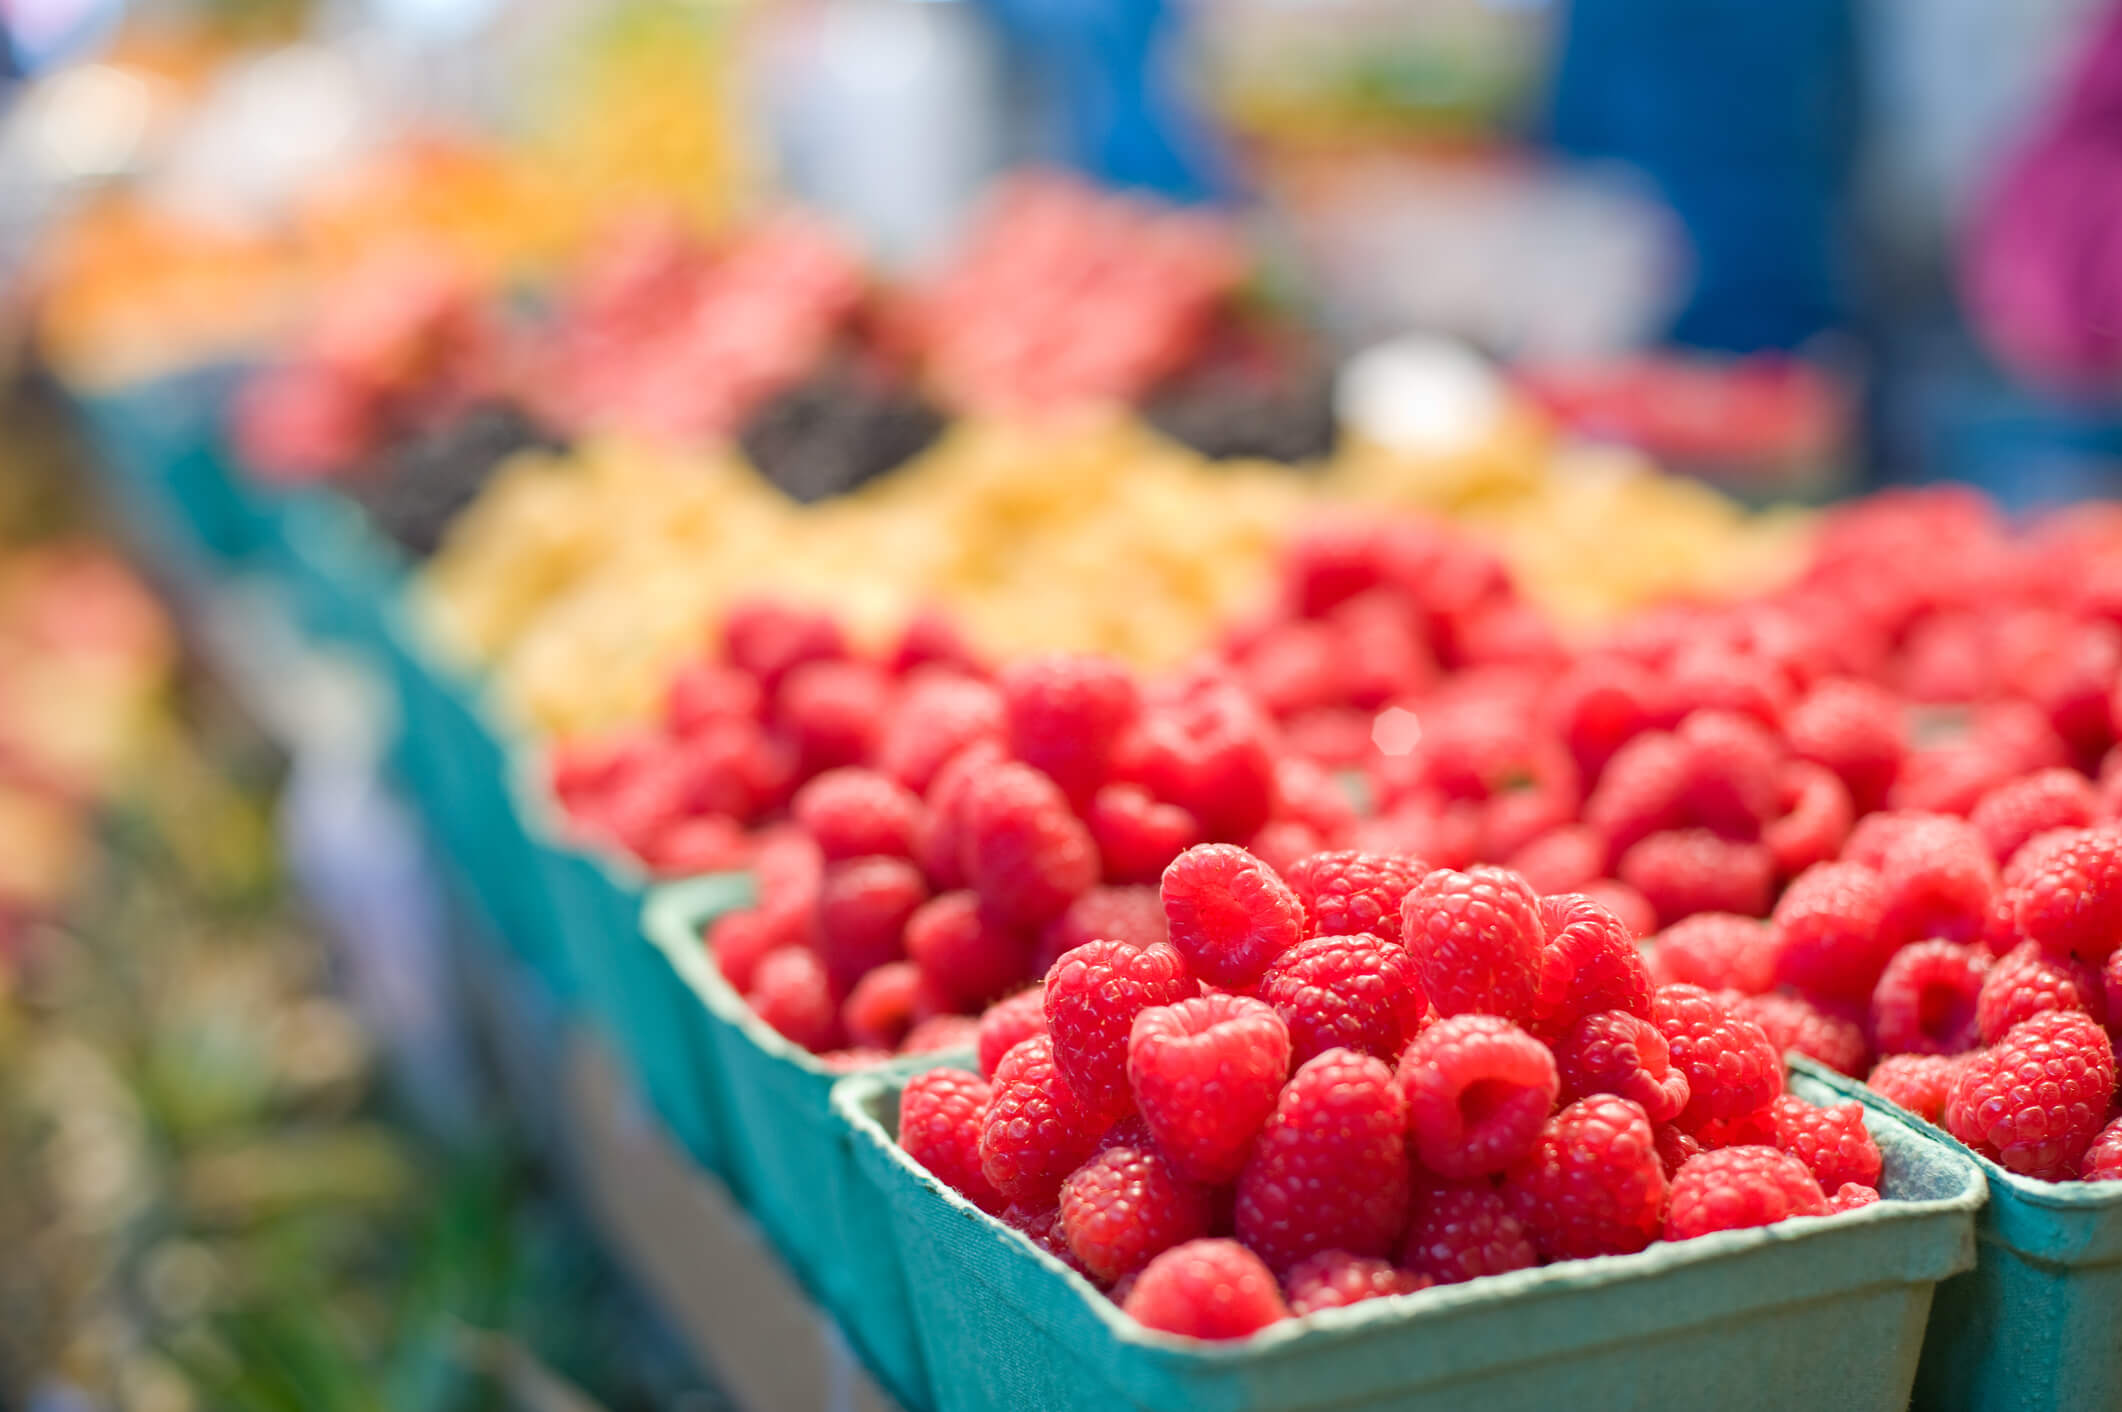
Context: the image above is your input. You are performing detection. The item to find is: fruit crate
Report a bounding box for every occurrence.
[1796,1056,2122,1412]
[832,1066,1984,1412]
[640,875,942,1412]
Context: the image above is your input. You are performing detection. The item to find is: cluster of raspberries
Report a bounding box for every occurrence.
[896,845,1884,1342]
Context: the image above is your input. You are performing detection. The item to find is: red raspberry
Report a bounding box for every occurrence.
[877,672,1003,794]
[722,598,846,694]
[1870,940,1988,1056]
[1059,1139,1214,1283]
[1246,821,1325,878]
[754,825,824,914]
[1233,620,1342,719]
[1720,990,1870,1076]
[1535,892,1653,1034]
[1765,1093,1883,1192]
[1397,1015,1559,1180]
[2107,948,2122,1031]
[1685,1103,1780,1150]
[1875,814,1998,951]
[710,907,801,992]
[1618,829,1775,927]
[1843,809,1947,869]
[919,739,1008,890]
[1786,678,1904,814]
[1653,1123,1705,1176]
[898,1068,1004,1212]
[792,768,924,863]
[844,961,925,1049]
[1160,843,1306,989]
[1764,761,1855,878]
[2079,1117,2122,1181]
[1284,850,1426,942]
[1970,768,2099,865]
[747,946,841,1051]
[1273,759,1361,840]
[1256,932,1429,1065]
[1581,880,1657,939]
[1001,1201,1091,1278]
[1653,984,1783,1129]
[1400,1180,1537,1285]
[1830,1182,1881,1212]
[976,988,1046,1079]
[905,892,1033,1011]
[1509,825,1608,896]
[979,1033,1108,1205]
[1772,861,1894,1007]
[887,609,983,677]
[1866,1053,1964,1123]
[1677,709,1785,840]
[1001,652,1141,805]
[1583,731,1691,858]
[1085,784,1200,885]
[1235,1049,1411,1270]
[1503,1095,1667,1261]
[813,856,926,993]
[1549,655,1659,779]
[1045,940,1197,1121]
[776,659,894,776]
[642,814,753,878]
[959,761,1098,929]
[1116,675,1278,843]
[1554,1009,1690,1123]
[2009,824,2122,963]
[1658,643,1792,730]
[901,1013,980,1054]
[1283,1251,1430,1314]
[1946,1010,2117,1179]
[664,660,762,736]
[2010,615,2121,757]
[1122,1239,1288,1340]
[1400,865,1544,1024]
[1664,1146,1827,1240]
[1128,994,1290,1183]
[1035,885,1168,975]
[1976,941,2104,1046]
[1651,913,1777,995]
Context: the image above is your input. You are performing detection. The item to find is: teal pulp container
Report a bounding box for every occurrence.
[1795,1056,2122,1412]
[261,491,404,666]
[835,1066,1984,1412]
[640,875,941,1412]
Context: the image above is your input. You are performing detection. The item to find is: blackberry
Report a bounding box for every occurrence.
[356,401,563,558]
[738,369,946,504]
[1143,368,1338,466]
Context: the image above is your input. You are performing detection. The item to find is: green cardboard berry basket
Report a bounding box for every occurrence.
[1796,1056,2122,1412]
[640,875,943,1412]
[833,1066,1984,1412]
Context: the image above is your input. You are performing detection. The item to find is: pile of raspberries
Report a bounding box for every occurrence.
[897,845,1885,1341]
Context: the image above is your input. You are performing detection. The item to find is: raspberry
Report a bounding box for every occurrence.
[901,1013,980,1054]
[1549,655,1658,779]
[1618,829,1775,927]
[1875,815,1998,951]
[1400,865,1544,1024]
[1397,1015,1559,1180]
[1653,1123,1705,1176]
[919,739,1007,890]
[821,1047,894,1071]
[905,892,1033,1011]
[1399,1180,1537,1285]
[877,672,1003,794]
[1534,893,1653,1034]
[1658,644,1792,730]
[1046,940,1197,1121]
[1663,1147,1827,1240]
[1160,843,1306,989]
[1283,1252,1430,1315]
[1766,1093,1883,1192]
[2107,948,2122,1031]
[1002,652,1141,805]
[1653,984,1783,1128]
[1116,675,1278,844]
[665,660,762,736]
[1946,1010,2117,1179]
[960,762,1098,929]
[899,1068,1003,1212]
[642,814,753,878]
[1829,1182,1881,1212]
[1651,913,1777,995]
[1128,994,1291,1184]
[1870,940,1988,1056]
[1554,1009,1690,1123]
[2080,1117,2122,1181]
[1503,1096,1667,1261]
[1785,678,1905,813]
[1086,784,1200,885]
[1720,990,1870,1076]
[1235,1049,1411,1270]
[1977,941,2104,1046]
[792,768,925,863]
[1764,761,1855,878]
[980,1034,1109,1205]
[1772,861,1894,1007]
[1866,1053,1964,1123]
[1002,1201,1092,1277]
[722,598,846,694]
[776,659,894,776]
[844,961,926,1049]
[1677,709,1785,841]
[2009,824,2122,963]
[813,856,926,993]
[1059,1139,1214,1283]
[1283,850,1426,942]
[1970,768,2099,865]
[976,988,1047,1079]
[1122,1239,1288,1340]
[747,946,841,1052]
[1247,821,1326,878]
[1255,932,1429,1064]
[1035,885,1168,975]
[888,609,982,677]
[710,907,801,992]
[754,827,825,917]
[1507,825,1607,896]
[1583,731,1692,858]
[1581,880,1657,939]
[1273,759,1361,840]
